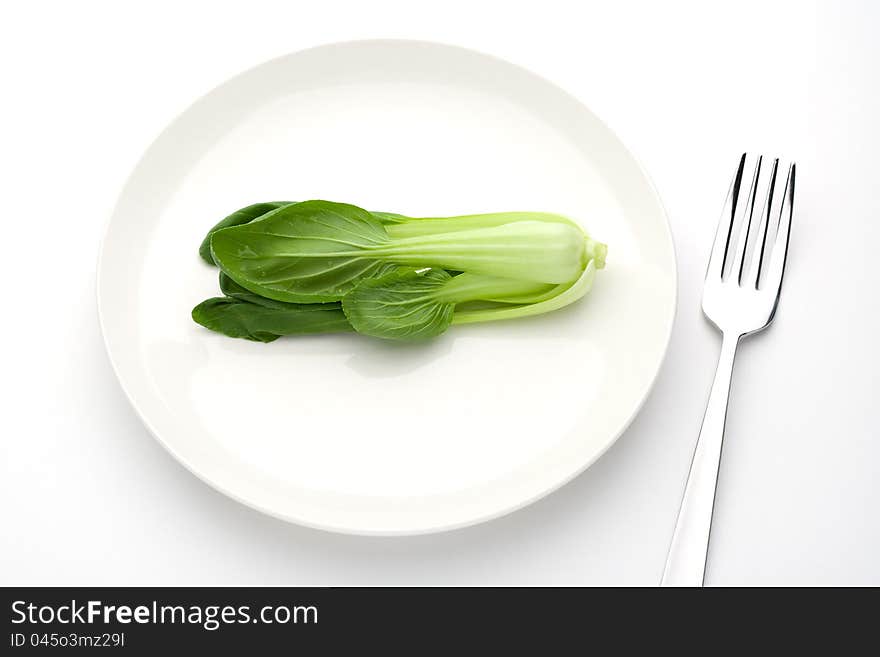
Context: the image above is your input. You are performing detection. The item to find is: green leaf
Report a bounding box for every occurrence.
[192,296,351,342]
[342,268,456,340]
[200,204,425,266]
[211,200,398,303]
[369,211,410,224]
[199,201,293,264]
[218,272,295,309]
[342,269,567,340]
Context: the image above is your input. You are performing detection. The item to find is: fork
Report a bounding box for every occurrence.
[661,153,796,587]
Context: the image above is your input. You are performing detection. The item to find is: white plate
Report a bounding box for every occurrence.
[98,40,676,535]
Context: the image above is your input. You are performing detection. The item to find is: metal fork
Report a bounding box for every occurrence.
[661,153,796,587]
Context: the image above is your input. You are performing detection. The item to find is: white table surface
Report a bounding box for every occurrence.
[2,0,877,586]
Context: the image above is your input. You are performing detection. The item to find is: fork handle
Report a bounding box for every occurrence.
[661,333,740,586]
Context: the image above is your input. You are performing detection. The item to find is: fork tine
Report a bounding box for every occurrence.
[748,157,781,288]
[731,154,763,283]
[706,153,746,280]
[759,162,795,295]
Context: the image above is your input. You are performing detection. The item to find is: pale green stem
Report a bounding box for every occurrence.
[452,260,596,325]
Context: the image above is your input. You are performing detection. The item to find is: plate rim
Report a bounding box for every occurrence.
[96,38,678,535]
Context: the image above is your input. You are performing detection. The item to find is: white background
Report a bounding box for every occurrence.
[1,0,877,585]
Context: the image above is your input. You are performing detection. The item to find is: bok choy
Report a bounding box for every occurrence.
[192,200,606,341]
